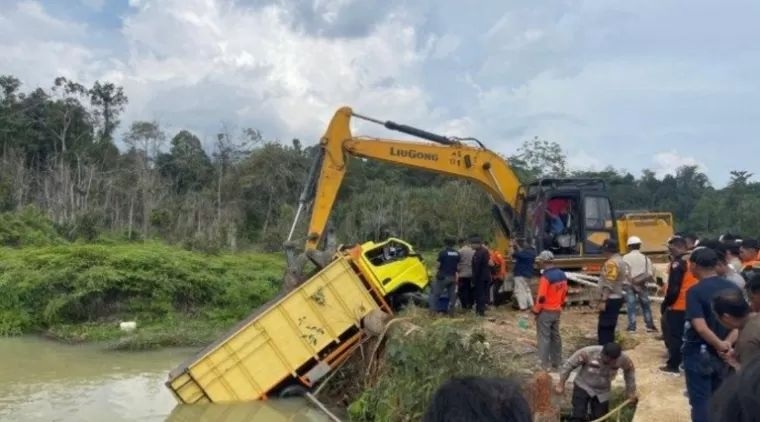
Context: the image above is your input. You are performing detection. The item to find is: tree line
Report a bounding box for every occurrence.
[1,74,758,252]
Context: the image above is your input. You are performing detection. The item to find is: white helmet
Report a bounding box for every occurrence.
[627,236,642,246]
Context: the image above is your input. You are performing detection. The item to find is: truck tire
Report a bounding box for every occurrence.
[279,384,308,398]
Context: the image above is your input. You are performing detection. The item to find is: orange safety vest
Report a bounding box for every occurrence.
[672,261,698,311]
[489,250,507,280]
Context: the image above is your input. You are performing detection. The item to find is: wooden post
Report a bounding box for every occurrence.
[528,371,560,422]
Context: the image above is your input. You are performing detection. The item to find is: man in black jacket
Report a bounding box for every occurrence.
[471,235,492,317]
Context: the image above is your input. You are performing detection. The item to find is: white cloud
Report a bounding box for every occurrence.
[652,151,705,178]
[4,0,760,187]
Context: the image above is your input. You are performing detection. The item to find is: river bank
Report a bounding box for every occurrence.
[0,241,284,350]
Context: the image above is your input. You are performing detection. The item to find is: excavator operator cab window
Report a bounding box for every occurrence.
[582,196,615,254]
[365,240,409,266]
[544,195,580,255]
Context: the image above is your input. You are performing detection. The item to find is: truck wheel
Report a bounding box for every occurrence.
[279,384,308,398]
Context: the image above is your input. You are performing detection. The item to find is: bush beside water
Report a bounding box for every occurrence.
[0,240,282,347]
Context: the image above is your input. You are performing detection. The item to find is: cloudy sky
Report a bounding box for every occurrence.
[2,0,758,186]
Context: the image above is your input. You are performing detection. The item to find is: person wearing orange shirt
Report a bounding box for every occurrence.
[660,236,698,375]
[531,250,569,370]
[484,241,507,306]
[739,238,759,270]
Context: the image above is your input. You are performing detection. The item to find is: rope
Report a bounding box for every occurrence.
[304,392,344,422]
[587,398,634,422]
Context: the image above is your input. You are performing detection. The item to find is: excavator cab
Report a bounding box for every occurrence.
[516,178,619,257]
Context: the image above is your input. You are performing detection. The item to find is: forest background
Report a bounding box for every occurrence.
[1,73,757,253]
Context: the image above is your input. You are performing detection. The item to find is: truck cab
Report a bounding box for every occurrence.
[356,237,430,309]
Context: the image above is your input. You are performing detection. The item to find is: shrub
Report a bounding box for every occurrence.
[347,311,516,422]
[0,207,65,247]
[0,242,282,334]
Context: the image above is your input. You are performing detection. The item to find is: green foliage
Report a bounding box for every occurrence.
[348,313,515,422]
[0,207,66,247]
[0,242,282,338]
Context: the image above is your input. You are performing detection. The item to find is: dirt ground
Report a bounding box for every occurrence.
[475,305,691,421]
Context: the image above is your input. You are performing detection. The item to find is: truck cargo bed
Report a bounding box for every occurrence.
[166,257,381,404]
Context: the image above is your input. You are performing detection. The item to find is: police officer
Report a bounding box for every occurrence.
[597,239,628,346]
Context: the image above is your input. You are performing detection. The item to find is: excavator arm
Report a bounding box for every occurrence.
[288,106,523,253]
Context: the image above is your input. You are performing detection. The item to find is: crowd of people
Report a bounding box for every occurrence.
[424,232,760,422]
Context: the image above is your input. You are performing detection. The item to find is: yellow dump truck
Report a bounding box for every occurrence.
[165,238,429,404]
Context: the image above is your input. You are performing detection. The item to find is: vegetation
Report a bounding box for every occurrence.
[0,234,282,347]
[2,74,760,257]
[344,310,520,422]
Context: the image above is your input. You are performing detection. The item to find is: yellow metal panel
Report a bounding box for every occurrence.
[167,257,381,403]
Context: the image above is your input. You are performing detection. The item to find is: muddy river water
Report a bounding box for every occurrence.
[0,337,331,422]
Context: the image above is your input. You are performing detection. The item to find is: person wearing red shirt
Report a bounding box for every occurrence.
[531,250,569,370]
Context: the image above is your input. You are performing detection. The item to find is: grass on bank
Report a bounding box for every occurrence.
[0,241,284,349]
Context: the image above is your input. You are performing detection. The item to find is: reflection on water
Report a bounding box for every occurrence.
[0,337,329,422]
[166,401,328,422]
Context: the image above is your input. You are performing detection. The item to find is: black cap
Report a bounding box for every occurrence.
[741,238,759,250]
[602,238,619,252]
[690,247,719,268]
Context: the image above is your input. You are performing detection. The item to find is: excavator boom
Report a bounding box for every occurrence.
[292,107,522,251]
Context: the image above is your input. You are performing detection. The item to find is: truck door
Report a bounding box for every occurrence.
[581,195,617,254]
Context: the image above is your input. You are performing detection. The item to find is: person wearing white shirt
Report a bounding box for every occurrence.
[622,236,657,332]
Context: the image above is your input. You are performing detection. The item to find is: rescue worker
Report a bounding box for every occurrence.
[511,240,537,311]
[428,237,460,315]
[660,235,697,375]
[622,236,657,332]
[456,237,475,311]
[531,250,568,370]
[682,247,741,422]
[597,239,627,346]
[555,342,637,422]
[471,235,492,317]
[483,241,506,306]
[739,238,759,270]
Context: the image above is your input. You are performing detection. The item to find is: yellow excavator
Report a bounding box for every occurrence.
[285,107,674,301]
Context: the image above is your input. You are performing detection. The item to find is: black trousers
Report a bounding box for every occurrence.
[473,278,489,316]
[661,302,669,344]
[457,277,473,309]
[665,310,685,370]
[570,384,609,421]
[597,298,624,346]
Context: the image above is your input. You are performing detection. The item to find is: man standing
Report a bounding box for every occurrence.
[428,237,460,315]
[471,236,492,317]
[555,342,637,422]
[597,239,627,346]
[456,237,475,311]
[712,289,760,371]
[659,235,696,375]
[531,250,568,370]
[714,243,746,289]
[484,241,506,306]
[747,272,760,312]
[682,247,742,422]
[512,240,537,311]
[622,236,657,333]
[739,238,759,270]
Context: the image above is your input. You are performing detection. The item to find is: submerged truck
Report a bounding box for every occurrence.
[165,237,428,404]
